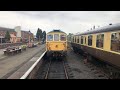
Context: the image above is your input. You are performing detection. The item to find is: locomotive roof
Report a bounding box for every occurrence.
[47,29,66,34]
[75,23,120,36]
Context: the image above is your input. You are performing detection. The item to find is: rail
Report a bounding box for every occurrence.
[44,59,69,79]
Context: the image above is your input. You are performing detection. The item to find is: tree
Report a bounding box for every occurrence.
[67,33,73,42]
[5,31,10,42]
[42,31,46,42]
[36,28,42,41]
[39,29,43,40]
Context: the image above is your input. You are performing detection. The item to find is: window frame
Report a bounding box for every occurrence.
[84,36,86,45]
[77,36,79,43]
[96,33,104,49]
[47,34,53,41]
[110,31,120,52]
[88,35,93,46]
[60,34,67,41]
[54,34,59,41]
[81,36,84,44]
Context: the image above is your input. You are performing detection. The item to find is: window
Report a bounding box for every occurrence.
[60,34,66,41]
[81,36,83,44]
[47,34,53,41]
[75,37,76,43]
[73,37,74,42]
[111,32,120,52]
[77,37,79,43]
[88,35,92,46]
[79,36,81,44]
[84,36,86,44]
[54,34,59,41]
[96,34,104,48]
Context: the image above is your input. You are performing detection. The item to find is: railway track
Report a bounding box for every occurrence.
[44,59,69,79]
[35,57,69,79]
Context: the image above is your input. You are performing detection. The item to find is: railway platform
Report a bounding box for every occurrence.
[8,50,46,79]
[0,49,6,60]
[0,44,46,79]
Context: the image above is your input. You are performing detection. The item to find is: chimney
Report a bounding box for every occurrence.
[109,23,112,25]
[93,26,95,29]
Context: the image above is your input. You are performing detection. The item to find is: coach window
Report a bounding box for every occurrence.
[73,37,75,42]
[88,35,92,46]
[84,36,86,44]
[73,37,74,42]
[79,36,81,44]
[54,34,59,41]
[47,34,53,41]
[81,36,83,44]
[111,32,120,52]
[96,34,104,48]
[74,37,76,43]
[60,34,66,41]
[77,37,79,43]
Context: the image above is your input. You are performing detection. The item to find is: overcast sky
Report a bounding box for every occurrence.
[0,11,120,35]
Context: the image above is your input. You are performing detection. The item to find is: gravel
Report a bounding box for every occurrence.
[66,48,108,79]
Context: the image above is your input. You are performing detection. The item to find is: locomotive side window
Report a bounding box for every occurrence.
[60,34,66,41]
[54,34,59,41]
[88,35,92,46]
[96,34,104,48]
[47,34,53,41]
[81,36,83,44]
[111,32,120,52]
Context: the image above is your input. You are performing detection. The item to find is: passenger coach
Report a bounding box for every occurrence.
[71,23,120,70]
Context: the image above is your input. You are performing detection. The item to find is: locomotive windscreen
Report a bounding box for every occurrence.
[47,34,53,41]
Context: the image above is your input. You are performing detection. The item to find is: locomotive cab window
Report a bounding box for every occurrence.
[60,34,66,41]
[88,35,92,46]
[96,34,104,48]
[47,34,53,41]
[111,32,120,52]
[54,34,59,41]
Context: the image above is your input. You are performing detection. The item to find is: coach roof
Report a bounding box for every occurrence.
[76,23,120,36]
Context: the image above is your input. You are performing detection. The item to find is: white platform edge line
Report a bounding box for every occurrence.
[20,50,47,79]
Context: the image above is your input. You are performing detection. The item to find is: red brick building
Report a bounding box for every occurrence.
[0,26,34,43]
[21,30,34,43]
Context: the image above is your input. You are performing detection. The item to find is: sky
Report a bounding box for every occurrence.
[0,11,120,35]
